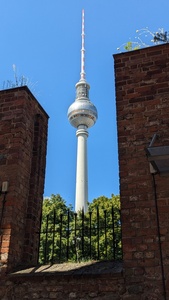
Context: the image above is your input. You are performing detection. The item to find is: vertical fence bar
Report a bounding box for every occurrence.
[44,214,49,263]
[104,210,107,259]
[89,211,92,260]
[119,209,122,259]
[59,214,63,262]
[97,206,100,260]
[82,209,84,258]
[67,209,70,261]
[112,206,116,259]
[51,210,56,263]
[74,213,77,261]
[37,210,42,264]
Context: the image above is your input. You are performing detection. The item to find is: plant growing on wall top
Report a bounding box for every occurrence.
[2,64,38,92]
[117,28,169,52]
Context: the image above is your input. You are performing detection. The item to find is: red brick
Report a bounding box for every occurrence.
[0,87,48,271]
[114,43,169,299]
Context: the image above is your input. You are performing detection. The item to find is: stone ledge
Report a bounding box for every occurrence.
[8,260,123,279]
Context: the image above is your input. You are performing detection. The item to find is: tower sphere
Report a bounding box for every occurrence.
[67,99,98,129]
[68,80,97,128]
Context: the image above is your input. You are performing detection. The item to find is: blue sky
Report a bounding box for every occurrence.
[1,1,169,208]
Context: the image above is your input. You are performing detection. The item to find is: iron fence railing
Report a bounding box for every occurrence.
[38,206,122,264]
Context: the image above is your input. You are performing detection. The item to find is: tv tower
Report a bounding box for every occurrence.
[67,9,98,213]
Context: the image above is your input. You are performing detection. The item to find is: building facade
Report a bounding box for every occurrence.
[0,86,48,272]
[114,43,169,299]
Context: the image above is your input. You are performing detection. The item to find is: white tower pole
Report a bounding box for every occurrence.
[67,10,98,214]
[75,9,88,213]
[75,125,88,213]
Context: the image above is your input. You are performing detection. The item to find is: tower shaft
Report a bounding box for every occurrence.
[75,126,88,213]
[67,10,98,213]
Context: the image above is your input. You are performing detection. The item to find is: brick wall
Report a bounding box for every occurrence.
[114,44,169,299]
[0,86,48,272]
[0,265,124,300]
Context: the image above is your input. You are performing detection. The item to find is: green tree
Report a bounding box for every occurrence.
[87,195,121,260]
[39,194,73,263]
[38,194,122,264]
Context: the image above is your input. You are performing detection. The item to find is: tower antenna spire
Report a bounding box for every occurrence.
[80,9,85,81]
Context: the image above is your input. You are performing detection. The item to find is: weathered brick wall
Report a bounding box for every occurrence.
[0,87,48,272]
[0,272,125,300]
[114,44,169,299]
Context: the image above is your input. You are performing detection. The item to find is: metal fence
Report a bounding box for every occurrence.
[38,206,122,264]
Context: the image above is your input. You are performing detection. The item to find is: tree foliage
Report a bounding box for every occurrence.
[38,194,122,264]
